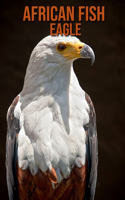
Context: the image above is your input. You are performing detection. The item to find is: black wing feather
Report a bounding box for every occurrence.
[84,93,98,200]
[6,96,20,200]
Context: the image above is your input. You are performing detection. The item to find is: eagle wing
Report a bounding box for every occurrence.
[6,96,20,200]
[84,93,98,200]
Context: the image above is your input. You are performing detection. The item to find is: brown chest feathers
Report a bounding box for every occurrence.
[17,162,87,200]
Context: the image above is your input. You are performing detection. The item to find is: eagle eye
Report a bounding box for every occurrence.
[58,44,66,51]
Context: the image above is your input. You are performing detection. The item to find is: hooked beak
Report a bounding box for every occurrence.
[80,44,95,66]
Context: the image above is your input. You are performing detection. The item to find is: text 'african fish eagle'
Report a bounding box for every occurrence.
[6,35,98,200]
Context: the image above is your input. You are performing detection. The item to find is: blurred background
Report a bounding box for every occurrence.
[0,0,125,199]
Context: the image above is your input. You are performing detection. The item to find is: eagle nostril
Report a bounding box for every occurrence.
[79,46,83,50]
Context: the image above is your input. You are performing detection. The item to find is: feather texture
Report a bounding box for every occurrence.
[84,93,98,200]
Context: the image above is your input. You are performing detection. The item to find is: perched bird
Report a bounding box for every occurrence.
[6,35,98,200]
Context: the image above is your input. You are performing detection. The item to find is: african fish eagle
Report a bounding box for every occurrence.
[6,35,98,200]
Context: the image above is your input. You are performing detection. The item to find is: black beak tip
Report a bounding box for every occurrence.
[80,44,95,66]
[91,54,95,66]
